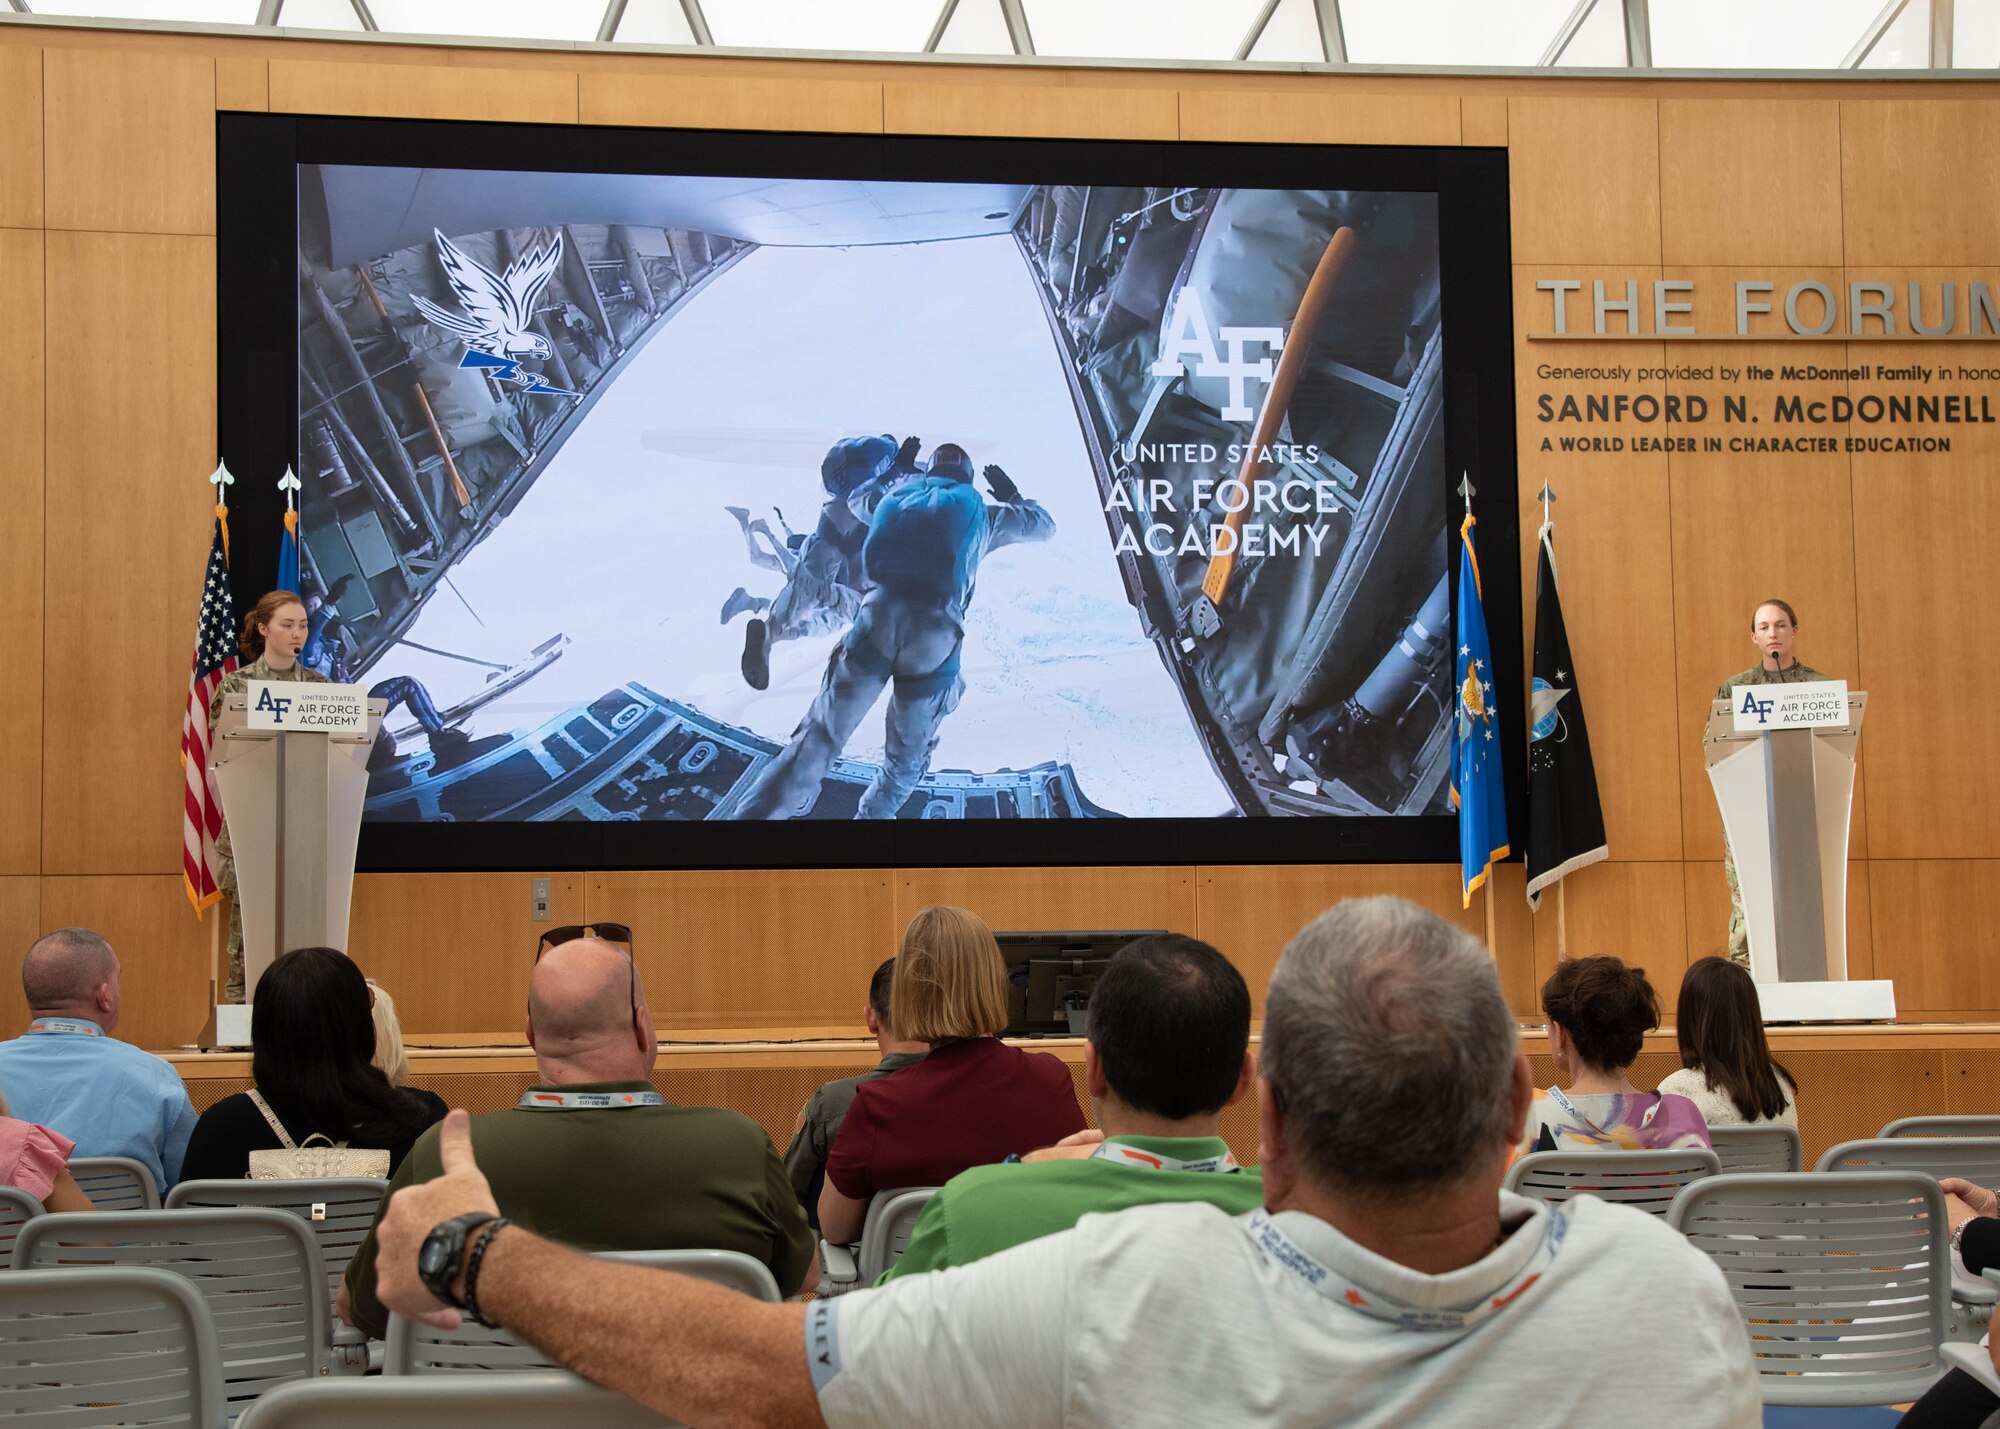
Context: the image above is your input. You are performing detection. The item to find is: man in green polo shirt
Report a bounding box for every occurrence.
[882,933,1259,1282]
[340,938,813,1336]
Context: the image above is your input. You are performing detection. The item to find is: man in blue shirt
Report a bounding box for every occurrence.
[0,928,197,1191]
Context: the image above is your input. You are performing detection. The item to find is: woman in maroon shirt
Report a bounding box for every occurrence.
[820,905,1086,1242]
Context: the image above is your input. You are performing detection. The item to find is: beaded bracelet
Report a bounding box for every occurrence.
[462,1217,513,1329]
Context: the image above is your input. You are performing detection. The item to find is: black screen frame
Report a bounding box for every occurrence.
[217,112,1524,873]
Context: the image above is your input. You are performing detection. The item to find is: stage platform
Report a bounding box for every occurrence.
[165,1022,2000,1171]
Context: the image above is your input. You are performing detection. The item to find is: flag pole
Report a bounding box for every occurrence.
[1483,875,1497,958]
[1557,880,1569,960]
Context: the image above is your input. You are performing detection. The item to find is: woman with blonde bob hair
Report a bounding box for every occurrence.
[819,906,1085,1242]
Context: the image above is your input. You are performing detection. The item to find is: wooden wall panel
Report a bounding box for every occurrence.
[0,46,42,229]
[1658,100,1843,266]
[1508,97,1660,265]
[0,230,42,876]
[1870,861,2000,1017]
[1848,300,2000,859]
[43,48,214,236]
[346,873,586,1035]
[1663,269,1863,862]
[1786,1047,1945,1160]
[893,866,1197,945]
[214,55,269,112]
[268,60,578,123]
[1886,887,2000,1024]
[42,232,216,874]
[1514,268,1681,861]
[1461,95,1507,148]
[1178,89,1459,146]
[589,869,896,1029]
[1195,863,1531,1016]
[1842,102,2000,266]
[0,878,40,1038]
[1530,861,1689,1015]
[883,79,1178,140]
[39,875,211,1051]
[581,71,882,132]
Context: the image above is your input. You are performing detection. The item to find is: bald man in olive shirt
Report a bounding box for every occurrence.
[340,940,812,1337]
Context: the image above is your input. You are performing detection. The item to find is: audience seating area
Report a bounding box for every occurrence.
[4,1112,1998,1421]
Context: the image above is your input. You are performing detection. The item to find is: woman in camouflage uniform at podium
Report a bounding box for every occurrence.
[1714,599,1824,967]
[208,591,327,1003]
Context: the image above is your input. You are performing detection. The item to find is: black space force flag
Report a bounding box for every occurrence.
[1525,522,1608,908]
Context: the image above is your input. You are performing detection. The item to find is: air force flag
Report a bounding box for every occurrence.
[1451,512,1510,906]
[1525,521,1608,908]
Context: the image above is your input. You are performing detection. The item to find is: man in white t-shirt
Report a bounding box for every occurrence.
[367,897,1761,1429]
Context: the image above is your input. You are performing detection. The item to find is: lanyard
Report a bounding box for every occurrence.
[517,1089,666,1110]
[25,1018,105,1037]
[1546,1086,1658,1139]
[1242,1208,1565,1334]
[1090,1141,1240,1174]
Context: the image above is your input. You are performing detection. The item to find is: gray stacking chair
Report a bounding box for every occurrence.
[67,1154,163,1209]
[1669,1171,1951,1408]
[384,1247,779,1375]
[235,1373,683,1428]
[1708,1125,1804,1174]
[1814,1137,2000,1320]
[0,1183,42,1265]
[1816,1136,2000,1188]
[1503,1148,1721,1218]
[15,1207,328,1421]
[1882,1116,2000,1140]
[818,1186,939,1293]
[0,1264,227,1429]
[167,1176,390,1372]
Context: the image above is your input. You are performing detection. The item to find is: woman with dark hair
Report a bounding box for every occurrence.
[1657,956,1797,1127]
[179,948,445,1181]
[1518,955,1710,1155]
[207,590,326,1004]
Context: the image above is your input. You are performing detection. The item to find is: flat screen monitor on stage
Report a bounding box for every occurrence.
[218,117,1521,870]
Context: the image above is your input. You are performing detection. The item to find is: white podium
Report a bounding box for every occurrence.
[207,687,383,1045]
[1704,683,1893,1022]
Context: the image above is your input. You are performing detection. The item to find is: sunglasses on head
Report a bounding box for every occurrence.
[536,923,633,954]
[534,924,638,1018]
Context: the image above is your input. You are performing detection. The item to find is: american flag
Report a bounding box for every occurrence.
[181,508,238,913]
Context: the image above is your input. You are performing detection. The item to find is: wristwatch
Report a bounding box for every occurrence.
[418,1212,498,1308]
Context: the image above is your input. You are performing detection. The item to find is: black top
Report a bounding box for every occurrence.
[180,1087,448,1182]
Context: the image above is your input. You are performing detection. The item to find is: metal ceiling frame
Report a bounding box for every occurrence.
[0,0,1976,70]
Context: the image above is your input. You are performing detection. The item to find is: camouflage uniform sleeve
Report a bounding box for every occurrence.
[208,667,246,734]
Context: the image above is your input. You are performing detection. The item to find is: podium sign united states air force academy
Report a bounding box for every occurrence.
[245,681,370,734]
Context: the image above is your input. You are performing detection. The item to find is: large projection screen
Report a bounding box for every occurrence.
[218,117,1522,870]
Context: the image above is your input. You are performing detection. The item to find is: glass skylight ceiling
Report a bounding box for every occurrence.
[2,0,1989,69]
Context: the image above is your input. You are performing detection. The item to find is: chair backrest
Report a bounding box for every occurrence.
[166,1176,389,1300]
[0,1183,42,1266]
[1881,1116,2000,1140]
[0,1265,226,1429]
[1670,1171,1951,1407]
[1708,1124,1804,1174]
[858,1186,939,1282]
[236,1373,682,1428]
[1503,1148,1721,1218]
[66,1154,163,1210]
[384,1248,780,1376]
[15,1207,329,1417]
[1814,1136,2000,1188]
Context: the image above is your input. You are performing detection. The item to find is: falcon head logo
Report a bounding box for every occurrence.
[412,229,577,396]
